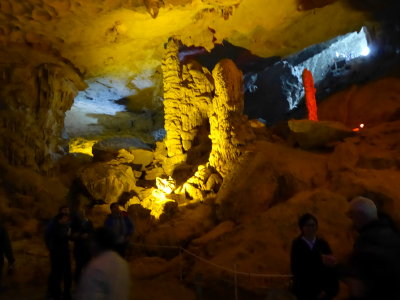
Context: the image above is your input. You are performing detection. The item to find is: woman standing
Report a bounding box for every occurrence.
[291,213,339,300]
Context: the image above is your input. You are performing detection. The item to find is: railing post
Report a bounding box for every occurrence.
[179,247,183,281]
[234,264,238,300]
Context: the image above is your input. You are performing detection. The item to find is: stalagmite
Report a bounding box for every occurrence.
[208,59,255,176]
[161,38,214,161]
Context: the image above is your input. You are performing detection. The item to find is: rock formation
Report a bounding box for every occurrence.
[0,46,85,171]
[208,59,255,176]
[162,40,255,200]
[161,38,214,161]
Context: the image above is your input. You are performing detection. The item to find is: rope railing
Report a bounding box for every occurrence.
[131,242,292,279]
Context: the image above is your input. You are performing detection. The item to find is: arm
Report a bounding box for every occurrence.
[290,239,305,276]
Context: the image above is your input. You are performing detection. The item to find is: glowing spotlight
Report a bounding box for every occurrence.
[352,123,365,132]
[361,46,370,56]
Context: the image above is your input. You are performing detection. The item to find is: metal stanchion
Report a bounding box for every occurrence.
[179,247,183,281]
[234,264,238,300]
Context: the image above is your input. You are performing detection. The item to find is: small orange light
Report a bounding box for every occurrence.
[352,128,360,132]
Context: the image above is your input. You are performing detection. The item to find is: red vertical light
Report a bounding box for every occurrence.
[302,68,318,121]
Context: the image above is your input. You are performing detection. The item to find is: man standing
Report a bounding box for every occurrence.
[104,203,134,258]
[345,196,400,300]
[45,213,72,300]
[0,222,14,292]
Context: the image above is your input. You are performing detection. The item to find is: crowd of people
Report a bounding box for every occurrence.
[44,202,134,300]
[1,195,400,300]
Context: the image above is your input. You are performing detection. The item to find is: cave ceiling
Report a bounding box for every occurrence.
[0,0,371,80]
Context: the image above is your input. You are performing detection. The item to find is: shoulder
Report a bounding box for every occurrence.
[291,237,306,249]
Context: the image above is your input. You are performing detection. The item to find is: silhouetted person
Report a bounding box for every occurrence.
[104,202,134,258]
[0,223,14,292]
[75,227,130,300]
[45,205,71,246]
[343,196,400,300]
[45,213,72,300]
[291,213,339,300]
[70,208,93,283]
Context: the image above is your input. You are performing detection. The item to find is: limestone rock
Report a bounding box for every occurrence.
[208,59,255,176]
[319,78,400,128]
[92,137,153,164]
[144,202,215,247]
[130,148,154,169]
[288,119,354,149]
[131,257,173,280]
[191,221,235,246]
[144,167,165,181]
[0,46,85,171]
[180,164,222,201]
[216,140,328,221]
[78,162,136,203]
[162,38,214,159]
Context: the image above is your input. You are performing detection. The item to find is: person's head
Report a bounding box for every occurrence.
[298,213,318,238]
[57,213,70,225]
[59,205,70,216]
[110,202,120,216]
[348,196,378,230]
[90,227,117,255]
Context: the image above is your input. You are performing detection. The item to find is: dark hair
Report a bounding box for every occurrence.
[56,213,70,221]
[298,213,318,229]
[110,202,119,210]
[92,227,117,251]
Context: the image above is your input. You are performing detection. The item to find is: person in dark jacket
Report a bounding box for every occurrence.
[70,208,93,283]
[291,213,339,300]
[46,213,72,300]
[104,203,134,258]
[0,223,14,292]
[344,196,400,300]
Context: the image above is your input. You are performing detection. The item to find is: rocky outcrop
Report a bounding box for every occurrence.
[288,119,354,149]
[162,41,255,202]
[0,46,85,171]
[161,38,214,160]
[78,161,136,203]
[208,59,255,176]
[92,137,154,168]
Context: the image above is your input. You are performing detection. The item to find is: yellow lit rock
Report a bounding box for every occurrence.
[162,38,214,159]
[208,58,255,176]
[141,188,175,218]
[78,162,136,203]
[69,138,98,156]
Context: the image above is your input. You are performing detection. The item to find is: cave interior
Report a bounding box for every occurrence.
[0,0,400,299]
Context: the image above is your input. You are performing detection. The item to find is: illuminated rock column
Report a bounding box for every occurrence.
[0,47,86,171]
[209,59,255,177]
[302,68,318,121]
[161,38,214,160]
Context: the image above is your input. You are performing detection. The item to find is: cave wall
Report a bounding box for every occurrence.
[0,46,86,171]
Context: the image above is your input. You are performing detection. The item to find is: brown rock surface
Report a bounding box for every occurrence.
[78,162,136,203]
